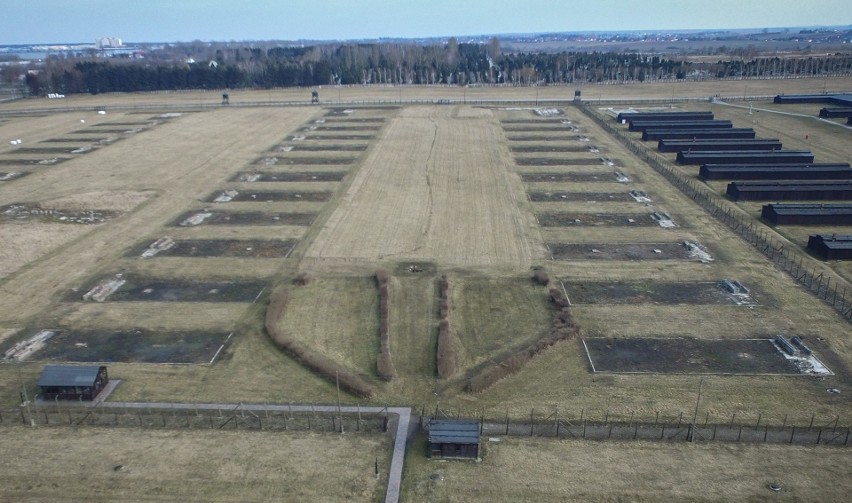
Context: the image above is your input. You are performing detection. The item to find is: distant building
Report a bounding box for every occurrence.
[96,37,123,49]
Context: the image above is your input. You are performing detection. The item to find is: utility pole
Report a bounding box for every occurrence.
[18,365,35,427]
[689,378,704,442]
[336,371,343,433]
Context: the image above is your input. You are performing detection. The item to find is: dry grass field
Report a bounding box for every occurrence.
[304,106,543,269]
[1,77,852,501]
[0,425,390,503]
[402,436,851,502]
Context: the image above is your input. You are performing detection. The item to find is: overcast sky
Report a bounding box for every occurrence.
[2,0,850,45]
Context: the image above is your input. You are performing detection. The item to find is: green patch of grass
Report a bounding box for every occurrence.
[282,277,380,377]
[388,274,438,379]
[451,276,552,373]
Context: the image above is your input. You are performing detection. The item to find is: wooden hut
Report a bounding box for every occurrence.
[677,150,813,165]
[642,128,755,141]
[617,111,713,123]
[761,204,852,226]
[807,234,852,260]
[818,107,852,118]
[658,138,781,153]
[37,365,108,401]
[629,120,732,132]
[427,419,481,460]
[727,181,852,201]
[700,163,852,181]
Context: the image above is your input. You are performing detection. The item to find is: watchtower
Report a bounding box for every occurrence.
[221,92,230,105]
[573,89,582,102]
[311,90,319,104]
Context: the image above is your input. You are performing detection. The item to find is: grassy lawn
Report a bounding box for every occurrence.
[279,276,381,377]
[401,435,851,502]
[387,273,439,380]
[450,275,552,374]
[0,425,390,503]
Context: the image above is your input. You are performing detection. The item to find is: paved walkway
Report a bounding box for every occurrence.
[92,401,410,503]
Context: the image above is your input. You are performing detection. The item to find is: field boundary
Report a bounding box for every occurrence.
[423,407,850,447]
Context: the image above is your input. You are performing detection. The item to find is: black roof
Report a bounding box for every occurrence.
[765,204,852,216]
[811,234,852,250]
[730,181,852,191]
[700,164,852,181]
[702,163,850,170]
[428,419,480,445]
[37,365,104,387]
[774,93,852,106]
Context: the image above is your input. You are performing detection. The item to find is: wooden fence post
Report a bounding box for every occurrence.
[505,408,509,435]
[554,407,559,438]
[530,408,535,436]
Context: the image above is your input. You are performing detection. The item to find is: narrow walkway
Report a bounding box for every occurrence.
[94,401,410,503]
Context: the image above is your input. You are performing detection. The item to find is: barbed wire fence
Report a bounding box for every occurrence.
[422,405,849,447]
[0,402,390,434]
[578,103,852,322]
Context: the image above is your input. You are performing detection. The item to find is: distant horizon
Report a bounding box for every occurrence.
[4,24,851,48]
[2,0,851,45]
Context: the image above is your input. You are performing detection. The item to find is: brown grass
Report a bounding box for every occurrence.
[0,107,318,327]
[305,106,543,267]
[402,436,851,502]
[0,425,389,503]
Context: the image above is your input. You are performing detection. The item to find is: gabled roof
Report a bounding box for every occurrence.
[428,419,480,445]
[37,365,103,387]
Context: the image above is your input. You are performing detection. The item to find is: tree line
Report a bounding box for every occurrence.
[20,39,852,96]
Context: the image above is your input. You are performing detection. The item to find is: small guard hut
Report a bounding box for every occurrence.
[37,365,108,401]
[427,419,480,460]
